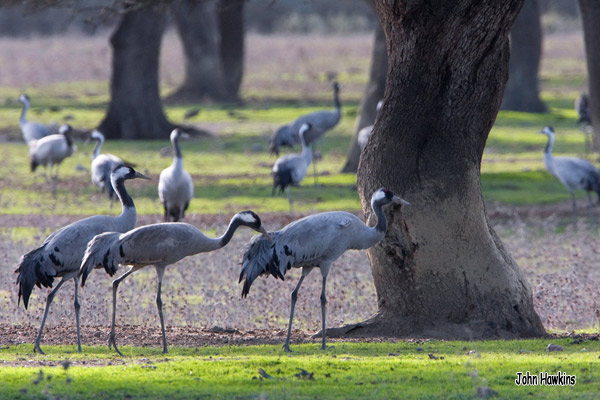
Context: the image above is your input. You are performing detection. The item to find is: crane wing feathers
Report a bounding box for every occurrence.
[79,231,122,286]
[15,247,57,309]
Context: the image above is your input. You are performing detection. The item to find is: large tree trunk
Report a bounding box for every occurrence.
[168,0,231,102]
[218,0,245,100]
[579,0,600,152]
[335,0,545,340]
[501,0,546,112]
[99,6,174,139]
[341,21,387,173]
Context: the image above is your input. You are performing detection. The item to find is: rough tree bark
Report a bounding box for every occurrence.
[168,0,232,102]
[579,0,600,151]
[501,0,546,112]
[332,0,545,339]
[341,21,387,173]
[99,6,174,139]
[218,0,245,100]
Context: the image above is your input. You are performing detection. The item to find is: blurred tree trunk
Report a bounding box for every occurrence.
[168,0,231,102]
[331,0,545,339]
[341,21,387,173]
[218,0,245,100]
[579,0,600,151]
[501,0,546,112]
[99,6,174,139]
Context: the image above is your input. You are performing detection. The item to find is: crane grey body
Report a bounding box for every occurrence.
[29,124,76,183]
[272,123,312,212]
[18,94,58,145]
[14,165,150,354]
[158,129,194,222]
[79,211,271,355]
[540,126,600,215]
[90,130,124,206]
[239,188,409,352]
[357,100,384,152]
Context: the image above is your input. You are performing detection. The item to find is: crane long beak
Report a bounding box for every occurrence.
[135,171,152,180]
[259,226,273,242]
[392,195,410,206]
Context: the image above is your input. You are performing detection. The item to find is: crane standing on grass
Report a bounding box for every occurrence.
[29,124,76,189]
[14,165,150,354]
[239,188,409,352]
[272,123,312,213]
[159,128,194,222]
[539,126,600,216]
[79,211,272,355]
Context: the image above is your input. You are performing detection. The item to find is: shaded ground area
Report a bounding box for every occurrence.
[1,204,600,351]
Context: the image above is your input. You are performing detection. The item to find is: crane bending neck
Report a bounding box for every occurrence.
[371,199,388,234]
[218,217,243,248]
[92,138,103,160]
[112,178,135,213]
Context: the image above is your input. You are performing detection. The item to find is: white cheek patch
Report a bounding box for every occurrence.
[112,166,129,181]
[373,189,386,202]
[238,212,257,224]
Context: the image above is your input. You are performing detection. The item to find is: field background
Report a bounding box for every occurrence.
[0,28,599,347]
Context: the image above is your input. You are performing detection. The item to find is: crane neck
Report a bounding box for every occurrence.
[112,177,136,216]
[172,136,183,160]
[333,87,341,111]
[300,133,312,164]
[371,198,389,234]
[20,101,29,125]
[217,217,243,248]
[544,133,554,156]
[92,138,103,160]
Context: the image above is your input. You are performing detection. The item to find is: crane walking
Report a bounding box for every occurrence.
[159,128,194,222]
[14,165,150,354]
[539,126,600,216]
[79,211,272,355]
[239,188,409,352]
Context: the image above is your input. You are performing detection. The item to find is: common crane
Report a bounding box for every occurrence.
[79,211,272,355]
[89,130,125,206]
[539,126,600,215]
[272,123,312,212]
[269,82,341,184]
[239,188,409,352]
[14,165,150,354]
[357,100,384,152]
[158,128,194,222]
[18,94,58,145]
[29,124,76,185]
[575,93,592,152]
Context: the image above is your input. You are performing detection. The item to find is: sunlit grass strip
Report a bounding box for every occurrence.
[0,339,598,399]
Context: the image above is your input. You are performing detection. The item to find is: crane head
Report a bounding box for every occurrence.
[237,210,273,242]
[111,164,151,182]
[18,94,30,104]
[373,188,410,208]
[539,126,555,136]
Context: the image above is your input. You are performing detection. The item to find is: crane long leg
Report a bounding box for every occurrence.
[73,276,81,353]
[34,278,67,354]
[109,266,138,356]
[284,267,313,352]
[312,147,318,187]
[319,274,328,350]
[154,266,168,354]
[586,191,594,208]
[570,192,577,221]
[286,187,294,215]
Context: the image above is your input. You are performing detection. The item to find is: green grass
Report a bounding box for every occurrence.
[0,340,598,399]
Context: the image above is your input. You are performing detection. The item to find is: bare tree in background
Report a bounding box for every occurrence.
[99,5,174,139]
[501,0,546,112]
[329,0,545,340]
[341,20,387,173]
[579,0,600,151]
[168,0,244,102]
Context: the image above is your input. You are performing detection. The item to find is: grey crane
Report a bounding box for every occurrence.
[539,126,600,215]
[575,93,593,152]
[18,94,58,145]
[14,164,150,354]
[269,82,341,184]
[158,128,194,222]
[89,130,125,206]
[239,188,409,352]
[79,211,272,355]
[29,124,76,188]
[272,123,312,212]
[357,100,384,152]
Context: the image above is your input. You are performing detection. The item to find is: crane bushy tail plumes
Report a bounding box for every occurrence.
[80,232,122,287]
[239,231,283,297]
[15,247,56,309]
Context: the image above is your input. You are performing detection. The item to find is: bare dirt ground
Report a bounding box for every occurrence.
[1,203,600,351]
